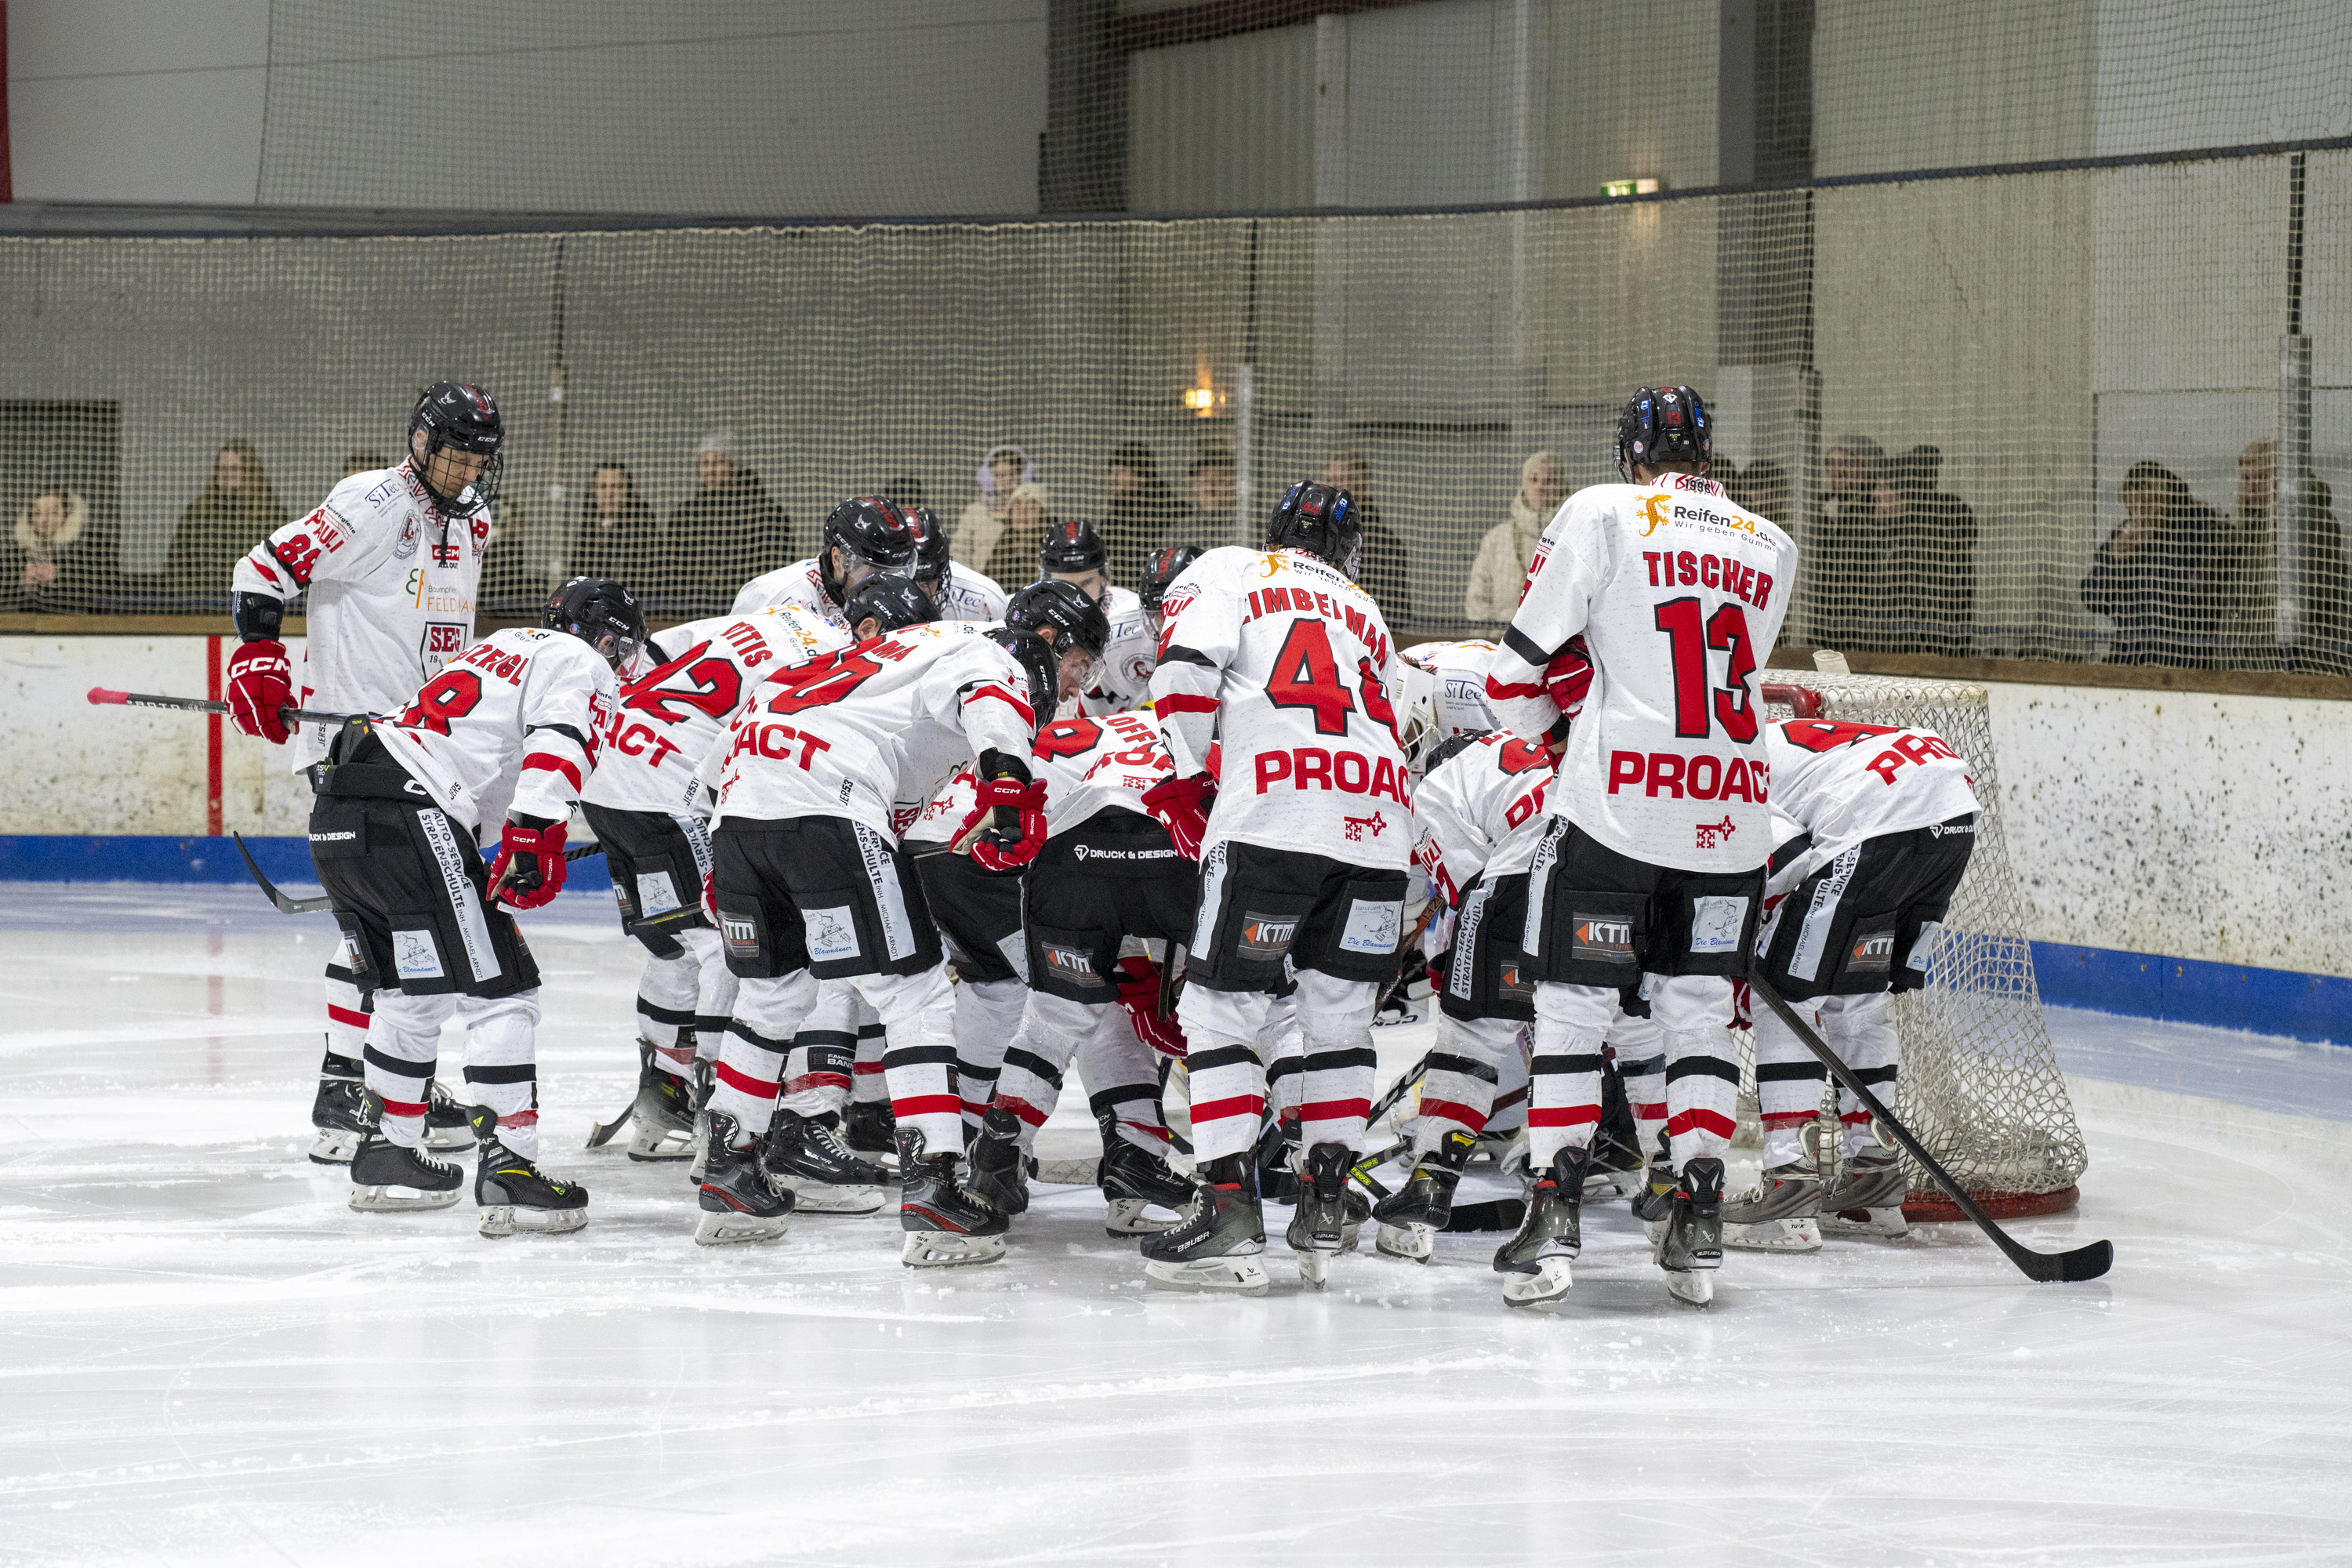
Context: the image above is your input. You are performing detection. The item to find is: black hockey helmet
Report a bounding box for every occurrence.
[544,576,648,670]
[1005,577,1109,659]
[1039,516,1107,577]
[905,506,951,590]
[1266,481,1360,576]
[409,381,504,507]
[984,626,1058,735]
[842,570,938,638]
[819,495,918,605]
[1614,384,1712,482]
[1140,543,1203,624]
[1421,729,1491,779]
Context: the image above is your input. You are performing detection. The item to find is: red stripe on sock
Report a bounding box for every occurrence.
[327,1004,371,1030]
[1527,1105,1601,1127]
[379,1097,428,1120]
[1760,1112,1817,1129]
[1416,1097,1490,1131]
[999,1097,1051,1129]
[1668,1108,1738,1140]
[853,1061,886,1075]
[1632,1102,1667,1120]
[785,1072,851,1095]
[892,1094,963,1119]
[499,1109,539,1129]
[713,1060,779,1098]
[1298,1097,1370,1123]
[1839,1111,1875,1126]
[1190,1093,1266,1123]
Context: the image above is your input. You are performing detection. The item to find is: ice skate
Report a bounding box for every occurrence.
[308,1070,371,1166]
[629,1043,698,1161]
[1141,1154,1266,1295]
[1821,1146,1911,1237]
[1628,1134,1678,1243]
[1096,1111,1191,1236]
[423,1080,477,1152]
[1374,1127,1475,1262]
[696,1109,793,1245]
[1285,1141,1353,1290]
[347,1130,463,1211]
[844,1100,900,1173]
[960,1106,1031,1218]
[1254,1115,1300,1202]
[686,1058,715,1183]
[1655,1156,1725,1306]
[469,1106,590,1237]
[898,1129,1007,1268]
[1722,1156,1824,1253]
[1493,1147,1589,1308]
[762,1108,890,1215]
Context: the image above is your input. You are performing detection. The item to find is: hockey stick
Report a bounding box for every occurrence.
[1746,969,2114,1283]
[87,685,356,727]
[233,831,603,918]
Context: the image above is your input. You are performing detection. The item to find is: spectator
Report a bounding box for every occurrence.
[1465,448,1564,623]
[886,474,929,514]
[1893,445,1976,656]
[666,429,790,612]
[477,510,543,614]
[1102,441,1182,589]
[1715,455,1744,509]
[981,481,1054,590]
[165,439,286,601]
[568,460,659,587]
[2080,460,2222,666]
[2211,438,2283,670]
[1321,449,1410,626]
[1742,459,1790,524]
[952,443,1035,569]
[341,451,390,480]
[1806,434,1886,650]
[5,486,100,615]
[1186,448,1236,542]
[2297,477,2352,675]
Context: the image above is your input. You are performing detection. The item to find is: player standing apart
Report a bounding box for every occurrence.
[1483,386,1798,1308]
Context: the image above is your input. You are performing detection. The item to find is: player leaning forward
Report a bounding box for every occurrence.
[1142,481,1413,1294]
[1483,385,1797,1308]
[317,579,644,1232]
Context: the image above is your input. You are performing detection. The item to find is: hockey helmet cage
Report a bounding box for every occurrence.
[1005,577,1110,660]
[1266,481,1361,576]
[983,626,1058,735]
[906,506,951,590]
[842,570,938,637]
[1614,384,1711,482]
[545,575,648,670]
[1039,516,1107,577]
[1397,658,1439,766]
[820,495,919,604]
[1140,543,1203,622]
[1421,729,1492,779]
[409,381,504,506]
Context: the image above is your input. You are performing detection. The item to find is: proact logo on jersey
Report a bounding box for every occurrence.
[1237,912,1298,961]
[1570,915,1634,963]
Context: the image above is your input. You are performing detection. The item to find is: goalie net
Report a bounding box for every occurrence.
[1751,670,2088,1221]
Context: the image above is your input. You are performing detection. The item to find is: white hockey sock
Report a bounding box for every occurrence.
[994,992,1098,1151]
[460,989,541,1160]
[953,975,1029,1132]
[363,987,457,1149]
[711,971,818,1137]
[779,981,858,1119]
[1077,1004,1167,1153]
[1416,1013,1510,1150]
[866,964,963,1156]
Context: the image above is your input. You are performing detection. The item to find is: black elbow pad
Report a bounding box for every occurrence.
[977,747,1033,786]
[232,591,285,642]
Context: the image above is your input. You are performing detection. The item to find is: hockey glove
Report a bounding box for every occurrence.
[701,869,720,927]
[1140,771,1216,861]
[488,815,568,909]
[971,778,1049,872]
[1113,956,1188,1061]
[1545,637,1593,724]
[224,639,293,744]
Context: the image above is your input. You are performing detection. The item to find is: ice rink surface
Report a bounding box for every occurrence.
[2,884,2347,1566]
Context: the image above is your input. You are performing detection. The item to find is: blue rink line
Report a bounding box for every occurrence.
[0,833,615,891]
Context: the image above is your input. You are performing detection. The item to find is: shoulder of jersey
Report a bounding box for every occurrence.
[327,465,415,525]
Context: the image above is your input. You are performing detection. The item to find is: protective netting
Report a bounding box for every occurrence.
[1740,671,2088,1217]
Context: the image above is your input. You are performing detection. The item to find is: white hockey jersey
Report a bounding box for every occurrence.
[1030,707,1176,837]
[936,563,1010,623]
[376,626,617,837]
[1409,731,1560,904]
[731,557,843,625]
[1150,546,1410,869]
[1762,718,1980,895]
[1402,639,1504,739]
[713,621,1038,837]
[231,462,487,769]
[1078,584,1156,715]
[581,605,848,815]
[1486,472,1797,873]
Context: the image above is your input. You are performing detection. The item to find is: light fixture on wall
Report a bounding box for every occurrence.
[1602,177,1661,198]
[1185,360,1221,416]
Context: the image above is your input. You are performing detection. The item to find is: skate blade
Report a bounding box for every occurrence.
[1823,1206,1908,1237]
[1501,1256,1574,1308]
[901,1229,1007,1268]
[1294,1246,1336,1290]
[1375,1221,1435,1263]
[1144,1253,1270,1296]
[423,1127,476,1152]
[1723,1216,1822,1253]
[693,1209,790,1247]
[479,1204,589,1238]
[1664,1267,1715,1307]
[626,1127,695,1162]
[1103,1197,1180,1236]
[349,1183,460,1213]
[1641,1217,1668,1247]
[777,1178,885,1216]
[309,1129,361,1166]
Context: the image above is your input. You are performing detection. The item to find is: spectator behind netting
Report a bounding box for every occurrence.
[340,451,389,480]
[1103,441,1181,589]
[165,439,286,601]
[2297,477,2352,675]
[886,474,929,514]
[1806,434,1886,650]
[5,486,101,615]
[1872,445,1978,656]
[1322,449,1410,626]
[1742,459,1790,524]
[981,481,1054,589]
[1186,448,1236,542]
[1465,448,1564,623]
[951,442,1034,570]
[2080,460,2223,666]
[667,429,789,612]
[2209,438,2285,670]
[568,461,659,586]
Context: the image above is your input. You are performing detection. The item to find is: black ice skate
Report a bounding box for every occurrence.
[347,1127,464,1212]
[1821,1145,1911,1238]
[1722,1153,1824,1253]
[468,1105,590,1237]
[763,1108,890,1215]
[1629,1131,1679,1243]
[1141,1154,1266,1295]
[1655,1155,1726,1306]
[1374,1127,1477,1263]
[584,1040,696,1161]
[687,1055,716,1183]
[1285,1141,1356,1290]
[696,1109,793,1246]
[1492,1146,1590,1308]
[424,1079,478,1152]
[844,1099,900,1172]
[964,1106,1031,1219]
[309,1062,370,1166]
[898,1128,1007,1268]
[1095,1111,1192,1237]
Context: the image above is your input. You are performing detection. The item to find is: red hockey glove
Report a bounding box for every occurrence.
[971,778,1049,872]
[702,869,719,926]
[488,817,568,910]
[1544,636,1593,724]
[1113,956,1189,1061]
[224,638,292,744]
[1140,771,1216,860]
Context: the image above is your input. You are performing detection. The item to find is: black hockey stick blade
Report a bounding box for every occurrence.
[563,841,604,862]
[1748,969,2113,1283]
[1444,1197,1526,1232]
[232,831,332,915]
[583,1099,633,1149]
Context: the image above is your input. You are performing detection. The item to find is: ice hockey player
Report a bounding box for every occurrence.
[575,596,851,1160]
[907,506,1009,623]
[1483,384,1798,1308]
[226,382,505,1166]
[730,495,918,626]
[697,615,1058,1261]
[1138,544,1202,641]
[317,577,641,1235]
[1399,638,1505,742]
[1725,715,1979,1250]
[1141,480,1413,1293]
[1038,517,1156,713]
[963,706,1201,1237]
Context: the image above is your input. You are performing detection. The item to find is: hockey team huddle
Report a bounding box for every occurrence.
[216,380,1984,1308]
